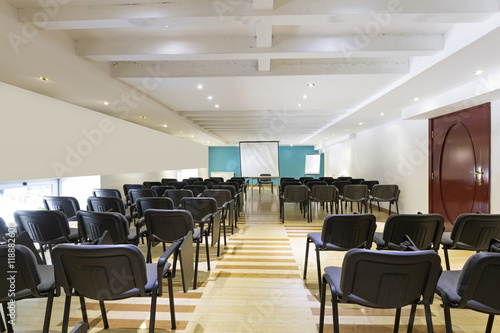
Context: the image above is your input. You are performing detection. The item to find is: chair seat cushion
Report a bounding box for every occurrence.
[436,270,461,306]
[307,233,352,250]
[37,264,56,293]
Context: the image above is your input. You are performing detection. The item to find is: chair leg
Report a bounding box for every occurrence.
[407,304,417,333]
[40,243,47,264]
[205,232,211,271]
[167,274,176,329]
[442,303,453,333]
[331,288,340,333]
[194,241,200,290]
[443,247,451,270]
[394,307,401,333]
[62,295,72,333]
[486,314,495,333]
[79,296,88,324]
[42,291,54,333]
[303,238,310,279]
[149,284,158,333]
[146,239,152,263]
[319,278,327,333]
[0,306,6,333]
[315,246,322,298]
[99,300,109,329]
[424,304,434,333]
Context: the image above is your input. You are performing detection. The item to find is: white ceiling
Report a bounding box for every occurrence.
[1,0,500,146]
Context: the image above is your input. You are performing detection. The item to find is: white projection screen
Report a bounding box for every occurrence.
[239,141,280,177]
[305,154,321,175]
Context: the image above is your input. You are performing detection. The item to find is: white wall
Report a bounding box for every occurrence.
[324,119,429,214]
[1,81,208,182]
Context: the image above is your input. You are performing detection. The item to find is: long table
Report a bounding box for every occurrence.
[246,176,281,196]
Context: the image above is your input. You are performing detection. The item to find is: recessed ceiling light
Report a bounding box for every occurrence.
[474,70,485,75]
[196,84,203,89]
[162,124,167,128]
[140,115,146,119]
[359,122,363,126]
[164,25,170,28]
[215,104,220,108]
[307,83,315,87]
[345,129,350,132]
[413,97,420,102]
[302,94,308,99]
[38,76,49,81]
[103,101,110,106]
[207,96,213,100]
[297,103,302,107]
[380,112,385,116]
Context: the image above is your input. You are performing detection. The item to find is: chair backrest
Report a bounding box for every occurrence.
[331,181,351,194]
[77,210,129,244]
[342,184,368,200]
[381,214,445,250]
[280,180,301,194]
[151,185,175,197]
[164,189,194,207]
[360,180,379,191]
[215,184,237,197]
[202,189,232,208]
[0,244,45,300]
[43,196,80,220]
[143,181,162,189]
[52,244,148,300]
[321,214,376,249]
[0,216,9,235]
[208,177,223,184]
[349,178,365,184]
[279,177,295,185]
[340,249,442,307]
[299,177,314,184]
[14,210,71,244]
[338,176,352,181]
[128,188,157,204]
[92,188,122,199]
[161,178,177,186]
[454,252,500,310]
[450,213,500,250]
[123,184,145,206]
[166,181,187,189]
[283,185,309,203]
[306,180,327,190]
[183,185,208,196]
[182,178,197,185]
[194,181,214,189]
[311,185,338,202]
[180,197,218,222]
[319,177,335,184]
[144,209,194,243]
[224,180,242,191]
[371,184,399,201]
[87,196,127,215]
[135,197,174,218]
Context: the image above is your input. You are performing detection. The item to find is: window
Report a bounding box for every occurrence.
[178,168,199,180]
[0,179,59,223]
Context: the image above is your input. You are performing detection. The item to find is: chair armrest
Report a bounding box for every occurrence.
[158,237,183,279]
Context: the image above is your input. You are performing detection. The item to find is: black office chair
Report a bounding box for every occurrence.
[92,188,122,199]
[144,209,205,290]
[436,251,500,333]
[122,184,145,210]
[143,181,162,189]
[441,213,500,270]
[319,248,442,333]
[257,173,274,193]
[135,197,175,226]
[215,184,239,232]
[202,189,232,248]
[52,238,182,333]
[0,237,58,333]
[43,196,81,221]
[339,184,369,214]
[184,184,208,197]
[303,214,376,296]
[280,185,310,223]
[160,178,177,186]
[168,181,188,189]
[369,184,400,215]
[180,196,222,256]
[164,189,194,208]
[309,185,339,220]
[14,210,79,264]
[151,185,175,197]
[77,210,134,244]
[194,181,214,189]
[374,213,445,251]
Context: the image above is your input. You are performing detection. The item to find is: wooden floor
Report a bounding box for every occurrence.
[9,188,496,332]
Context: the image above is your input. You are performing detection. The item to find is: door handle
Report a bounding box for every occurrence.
[470,166,484,185]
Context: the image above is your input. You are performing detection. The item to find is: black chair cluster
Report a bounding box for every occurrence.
[307,212,500,333]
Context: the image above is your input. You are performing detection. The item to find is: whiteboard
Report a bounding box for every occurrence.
[305,154,321,175]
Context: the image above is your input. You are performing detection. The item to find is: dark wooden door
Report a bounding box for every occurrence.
[429,103,490,230]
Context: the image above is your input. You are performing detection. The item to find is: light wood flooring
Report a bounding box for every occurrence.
[8,187,496,332]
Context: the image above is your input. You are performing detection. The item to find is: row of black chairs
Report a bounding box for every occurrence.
[303,212,500,333]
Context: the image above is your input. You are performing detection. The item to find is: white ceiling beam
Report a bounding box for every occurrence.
[78,35,442,61]
[19,0,500,29]
[111,57,409,78]
[254,0,274,11]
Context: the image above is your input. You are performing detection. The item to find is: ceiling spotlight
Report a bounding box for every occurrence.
[358,122,363,126]
[164,25,171,28]
[474,70,485,75]
[140,115,146,119]
[162,124,167,128]
[297,103,302,107]
[196,84,203,89]
[302,94,308,99]
[38,76,49,81]
[380,112,385,116]
[103,101,110,106]
[307,83,315,87]
[207,96,213,100]
[190,135,194,138]
[215,104,220,108]
[413,97,420,102]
